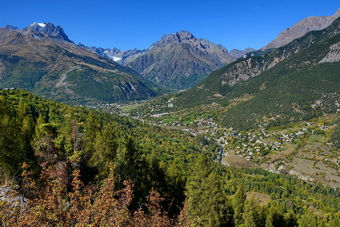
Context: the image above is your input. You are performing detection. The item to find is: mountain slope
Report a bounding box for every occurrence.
[173,17,340,130]
[0,23,159,104]
[263,8,340,49]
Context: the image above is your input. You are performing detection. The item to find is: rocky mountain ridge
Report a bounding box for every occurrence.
[83,31,254,90]
[263,8,340,49]
[0,23,159,104]
[23,22,72,42]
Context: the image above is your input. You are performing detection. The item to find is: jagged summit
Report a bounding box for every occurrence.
[176,30,195,41]
[160,30,195,42]
[24,22,72,42]
[149,30,197,49]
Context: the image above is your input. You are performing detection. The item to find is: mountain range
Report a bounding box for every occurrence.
[81,9,340,91]
[0,9,339,108]
[172,16,340,129]
[0,22,159,104]
[84,31,254,90]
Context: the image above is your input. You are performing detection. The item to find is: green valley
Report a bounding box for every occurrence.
[0,89,339,226]
[1,7,340,227]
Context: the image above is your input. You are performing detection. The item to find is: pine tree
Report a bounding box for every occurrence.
[232,186,246,226]
[265,205,285,227]
[243,198,263,227]
[186,154,228,226]
[298,211,319,227]
[84,111,100,154]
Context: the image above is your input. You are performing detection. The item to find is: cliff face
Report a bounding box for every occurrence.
[319,42,340,63]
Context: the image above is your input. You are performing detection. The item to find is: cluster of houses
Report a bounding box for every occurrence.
[141,110,337,167]
[223,122,332,161]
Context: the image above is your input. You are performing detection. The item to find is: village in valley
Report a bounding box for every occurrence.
[114,100,340,189]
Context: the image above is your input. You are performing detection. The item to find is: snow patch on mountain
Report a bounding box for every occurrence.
[112,56,122,62]
[37,22,46,27]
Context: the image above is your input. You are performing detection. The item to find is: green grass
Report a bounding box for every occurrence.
[120,103,145,112]
[162,116,179,123]
[308,135,324,143]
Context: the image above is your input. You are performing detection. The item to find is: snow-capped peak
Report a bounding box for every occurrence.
[24,22,72,43]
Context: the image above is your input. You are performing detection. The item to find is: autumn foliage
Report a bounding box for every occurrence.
[0,163,187,226]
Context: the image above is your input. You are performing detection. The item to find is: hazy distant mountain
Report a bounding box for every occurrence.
[263,8,340,49]
[4,25,18,31]
[82,45,143,63]
[0,23,159,104]
[229,48,256,59]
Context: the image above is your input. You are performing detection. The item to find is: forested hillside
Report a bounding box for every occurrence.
[0,90,339,226]
[171,17,340,130]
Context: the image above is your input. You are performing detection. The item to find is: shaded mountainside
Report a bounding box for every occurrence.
[173,17,340,130]
[0,23,160,105]
[86,31,254,90]
[263,8,340,49]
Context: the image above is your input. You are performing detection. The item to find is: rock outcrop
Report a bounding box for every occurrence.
[0,186,27,208]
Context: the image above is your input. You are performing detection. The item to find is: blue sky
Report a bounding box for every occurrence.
[1,0,339,50]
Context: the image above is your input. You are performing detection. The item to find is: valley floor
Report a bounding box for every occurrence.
[120,102,340,188]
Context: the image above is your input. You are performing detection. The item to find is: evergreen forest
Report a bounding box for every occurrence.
[0,90,339,226]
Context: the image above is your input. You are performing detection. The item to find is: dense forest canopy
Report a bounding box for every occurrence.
[0,90,339,226]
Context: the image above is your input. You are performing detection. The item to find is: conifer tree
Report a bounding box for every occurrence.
[232,186,246,226]
[186,154,228,226]
[298,211,319,227]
